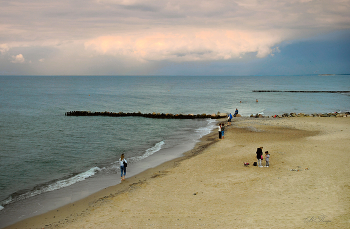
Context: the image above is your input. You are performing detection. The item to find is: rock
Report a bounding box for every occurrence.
[218,113,227,118]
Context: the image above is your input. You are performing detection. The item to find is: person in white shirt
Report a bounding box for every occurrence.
[119,153,127,181]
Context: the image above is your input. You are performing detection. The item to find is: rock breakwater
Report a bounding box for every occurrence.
[253,90,350,93]
[66,111,349,119]
[250,112,350,118]
[65,111,228,119]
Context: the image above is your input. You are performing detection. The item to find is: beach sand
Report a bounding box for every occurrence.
[6,117,350,229]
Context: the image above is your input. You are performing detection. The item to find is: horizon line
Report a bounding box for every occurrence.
[0,74,349,77]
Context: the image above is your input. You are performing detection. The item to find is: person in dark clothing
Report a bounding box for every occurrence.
[221,123,225,139]
[234,108,239,117]
[256,147,263,167]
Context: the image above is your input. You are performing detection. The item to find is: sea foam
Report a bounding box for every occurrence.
[130,141,165,162]
[195,119,216,138]
[0,167,101,208]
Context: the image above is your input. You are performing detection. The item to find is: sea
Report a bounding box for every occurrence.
[0,75,349,227]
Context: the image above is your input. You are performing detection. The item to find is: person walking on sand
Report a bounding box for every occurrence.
[218,123,222,139]
[256,147,263,167]
[265,151,270,167]
[119,153,127,181]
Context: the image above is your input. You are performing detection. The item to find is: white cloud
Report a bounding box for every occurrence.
[270,47,281,57]
[0,44,9,54]
[85,29,284,61]
[11,54,25,63]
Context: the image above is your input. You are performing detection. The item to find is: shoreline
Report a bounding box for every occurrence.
[2,119,224,229]
[4,116,350,228]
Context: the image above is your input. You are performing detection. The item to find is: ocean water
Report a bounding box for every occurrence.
[0,75,349,226]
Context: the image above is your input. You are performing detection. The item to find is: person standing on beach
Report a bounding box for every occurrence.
[218,124,222,139]
[265,151,270,167]
[228,113,232,125]
[119,153,127,181]
[256,147,263,167]
[221,123,225,139]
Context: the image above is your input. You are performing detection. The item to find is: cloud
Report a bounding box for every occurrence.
[11,54,25,63]
[0,44,9,54]
[85,29,284,61]
[270,47,281,57]
[0,0,350,73]
[82,0,350,62]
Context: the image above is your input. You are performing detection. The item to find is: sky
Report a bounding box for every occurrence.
[0,0,349,76]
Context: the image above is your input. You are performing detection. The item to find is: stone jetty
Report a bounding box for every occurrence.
[250,112,350,118]
[66,111,349,119]
[253,90,350,93]
[65,111,228,119]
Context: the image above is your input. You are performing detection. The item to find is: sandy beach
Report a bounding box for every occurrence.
[6,116,350,229]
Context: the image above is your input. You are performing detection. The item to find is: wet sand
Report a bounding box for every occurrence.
[6,117,350,229]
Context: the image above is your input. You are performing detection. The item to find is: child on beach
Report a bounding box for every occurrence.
[221,123,225,139]
[218,124,222,139]
[265,151,270,167]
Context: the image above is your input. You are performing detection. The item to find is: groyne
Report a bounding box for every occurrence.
[65,111,227,119]
[250,112,350,118]
[65,111,349,119]
[253,90,350,93]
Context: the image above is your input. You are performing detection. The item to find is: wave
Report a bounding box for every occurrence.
[0,167,101,209]
[128,119,214,164]
[195,119,216,138]
[128,141,165,162]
